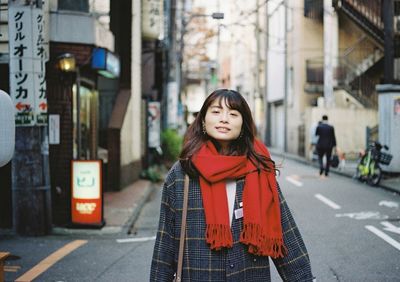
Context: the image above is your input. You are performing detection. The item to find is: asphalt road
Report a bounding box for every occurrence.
[1,156,399,281]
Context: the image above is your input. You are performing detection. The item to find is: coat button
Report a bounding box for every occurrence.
[229,263,234,268]
[253,258,257,262]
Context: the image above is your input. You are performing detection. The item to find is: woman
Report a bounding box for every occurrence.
[150,89,314,281]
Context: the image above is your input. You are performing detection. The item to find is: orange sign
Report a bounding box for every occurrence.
[71,160,104,226]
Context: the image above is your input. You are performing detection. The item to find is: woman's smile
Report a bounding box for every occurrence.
[215,126,230,133]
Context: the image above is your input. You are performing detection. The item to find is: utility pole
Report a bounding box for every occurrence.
[283,0,288,152]
[323,0,337,108]
[382,0,394,83]
[264,0,270,146]
[8,0,51,235]
[216,0,221,86]
[255,0,261,133]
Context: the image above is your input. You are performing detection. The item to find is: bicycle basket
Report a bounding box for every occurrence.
[378,152,393,165]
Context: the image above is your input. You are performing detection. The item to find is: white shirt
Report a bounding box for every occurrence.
[225,180,236,227]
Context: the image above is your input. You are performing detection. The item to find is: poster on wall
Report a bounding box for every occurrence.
[71,160,104,227]
[148,101,161,148]
[167,81,178,128]
[394,97,400,116]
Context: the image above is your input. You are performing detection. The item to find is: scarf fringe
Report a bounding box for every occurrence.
[205,224,233,250]
[240,223,287,258]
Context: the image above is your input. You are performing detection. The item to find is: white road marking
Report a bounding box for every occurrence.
[381,221,400,235]
[285,176,303,187]
[116,236,156,243]
[379,201,399,209]
[335,211,388,220]
[365,225,400,251]
[314,194,341,210]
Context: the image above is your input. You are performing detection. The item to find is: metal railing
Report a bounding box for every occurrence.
[334,0,384,44]
[305,56,378,108]
[344,0,383,30]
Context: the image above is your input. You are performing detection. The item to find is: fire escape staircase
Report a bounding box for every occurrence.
[305,0,390,108]
[333,0,399,108]
[335,34,384,108]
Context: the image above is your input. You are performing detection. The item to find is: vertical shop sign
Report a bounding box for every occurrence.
[142,0,164,39]
[8,6,47,126]
[71,160,104,226]
[33,8,47,125]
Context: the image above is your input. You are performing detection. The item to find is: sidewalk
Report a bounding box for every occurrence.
[269,147,400,195]
[52,179,157,236]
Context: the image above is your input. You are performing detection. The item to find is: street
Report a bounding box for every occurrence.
[1,157,400,282]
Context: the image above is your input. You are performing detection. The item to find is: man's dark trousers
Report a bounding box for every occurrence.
[315,122,336,176]
[317,147,332,176]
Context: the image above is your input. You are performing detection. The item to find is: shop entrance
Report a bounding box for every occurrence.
[72,82,99,160]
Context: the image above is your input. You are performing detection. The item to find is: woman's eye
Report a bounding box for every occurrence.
[211,110,220,114]
[230,112,238,117]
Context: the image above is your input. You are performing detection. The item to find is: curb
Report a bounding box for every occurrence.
[51,181,158,236]
[122,182,158,235]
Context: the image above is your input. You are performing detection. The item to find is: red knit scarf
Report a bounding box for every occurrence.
[192,139,286,258]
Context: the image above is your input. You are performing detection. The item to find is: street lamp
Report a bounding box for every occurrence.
[57,53,82,159]
[57,53,76,72]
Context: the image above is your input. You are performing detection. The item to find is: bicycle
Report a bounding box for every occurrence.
[355,141,393,186]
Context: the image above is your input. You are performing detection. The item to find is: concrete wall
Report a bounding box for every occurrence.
[377,85,400,173]
[305,106,378,159]
[50,11,114,51]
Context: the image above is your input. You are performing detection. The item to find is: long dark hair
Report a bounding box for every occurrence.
[180,89,274,176]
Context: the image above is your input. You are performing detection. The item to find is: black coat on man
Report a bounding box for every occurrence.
[315,120,336,176]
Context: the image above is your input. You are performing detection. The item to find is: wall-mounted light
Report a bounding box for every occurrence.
[56,52,81,159]
[57,53,76,72]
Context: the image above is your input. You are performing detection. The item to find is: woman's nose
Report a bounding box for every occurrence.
[220,111,229,123]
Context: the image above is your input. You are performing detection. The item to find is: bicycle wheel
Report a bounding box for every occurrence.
[368,164,382,186]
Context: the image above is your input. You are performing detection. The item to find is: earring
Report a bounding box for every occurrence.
[202,121,207,135]
[239,130,243,139]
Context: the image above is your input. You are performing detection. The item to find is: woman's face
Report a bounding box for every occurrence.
[204,98,243,150]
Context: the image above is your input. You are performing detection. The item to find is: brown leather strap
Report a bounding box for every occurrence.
[175,174,189,282]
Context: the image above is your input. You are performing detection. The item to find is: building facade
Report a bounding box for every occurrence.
[0,0,161,232]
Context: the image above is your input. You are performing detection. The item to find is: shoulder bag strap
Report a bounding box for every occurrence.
[175,174,189,282]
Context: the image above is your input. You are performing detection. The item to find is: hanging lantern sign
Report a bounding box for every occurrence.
[142,0,164,39]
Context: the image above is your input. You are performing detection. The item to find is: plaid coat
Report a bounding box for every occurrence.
[150,162,314,281]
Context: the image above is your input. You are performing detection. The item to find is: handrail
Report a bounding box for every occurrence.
[336,0,384,44]
[344,0,383,29]
[341,35,367,58]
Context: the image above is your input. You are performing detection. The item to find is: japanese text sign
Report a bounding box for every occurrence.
[8,6,48,126]
[142,0,164,39]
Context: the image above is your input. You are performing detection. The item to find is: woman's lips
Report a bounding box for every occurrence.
[215,127,230,132]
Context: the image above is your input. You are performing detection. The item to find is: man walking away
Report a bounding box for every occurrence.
[315,115,336,177]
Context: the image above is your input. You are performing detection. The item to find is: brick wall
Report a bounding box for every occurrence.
[47,69,74,225]
[47,42,94,226]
